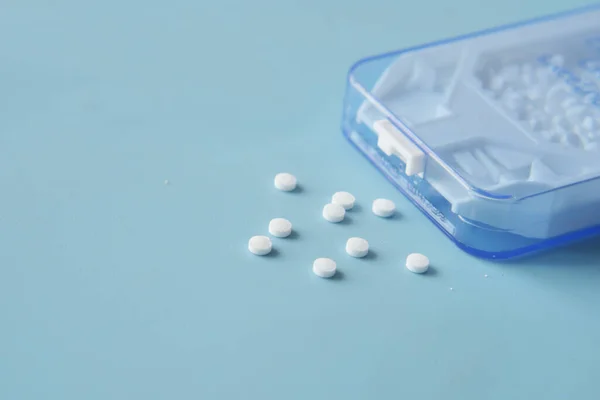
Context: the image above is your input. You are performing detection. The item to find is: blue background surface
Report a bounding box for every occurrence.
[2,1,600,399]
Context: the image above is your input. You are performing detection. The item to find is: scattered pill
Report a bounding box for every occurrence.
[274,173,297,192]
[332,191,356,210]
[248,235,272,256]
[346,237,369,258]
[484,274,489,278]
[372,198,396,218]
[312,258,337,278]
[406,253,429,274]
[323,203,345,223]
[268,218,292,238]
[164,179,170,185]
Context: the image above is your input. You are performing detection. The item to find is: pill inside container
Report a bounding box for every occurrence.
[342,5,600,259]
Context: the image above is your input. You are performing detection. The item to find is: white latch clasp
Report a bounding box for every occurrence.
[373,119,425,176]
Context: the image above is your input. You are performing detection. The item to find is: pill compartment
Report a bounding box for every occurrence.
[342,5,600,259]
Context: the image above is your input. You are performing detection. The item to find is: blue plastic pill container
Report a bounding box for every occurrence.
[342,5,600,259]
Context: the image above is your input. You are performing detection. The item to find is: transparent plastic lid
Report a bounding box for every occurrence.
[343,5,600,258]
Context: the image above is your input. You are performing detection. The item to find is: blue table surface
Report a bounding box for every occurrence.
[2,1,600,399]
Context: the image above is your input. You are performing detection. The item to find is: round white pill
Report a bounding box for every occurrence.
[582,116,597,131]
[552,115,569,130]
[521,63,535,85]
[546,83,571,114]
[489,75,504,92]
[248,236,272,256]
[406,253,429,274]
[312,258,337,278]
[549,54,565,67]
[500,64,520,82]
[541,130,560,143]
[536,66,554,85]
[561,97,578,110]
[526,86,544,101]
[346,237,369,258]
[274,173,297,192]
[584,93,596,104]
[561,133,580,147]
[322,203,345,223]
[332,191,355,210]
[585,142,599,151]
[528,118,542,132]
[372,198,396,218]
[502,90,525,113]
[268,218,292,238]
[566,105,587,125]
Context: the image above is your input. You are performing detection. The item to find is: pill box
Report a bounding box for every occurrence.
[342,5,600,259]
